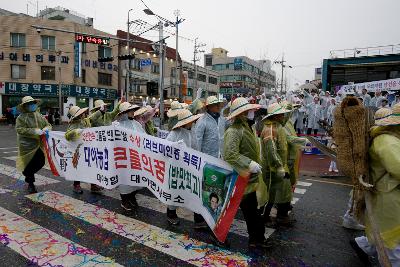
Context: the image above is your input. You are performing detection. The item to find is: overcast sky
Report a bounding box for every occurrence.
[4,0,400,88]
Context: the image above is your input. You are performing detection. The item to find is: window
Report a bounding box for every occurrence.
[131,59,141,70]
[171,68,176,77]
[41,66,55,80]
[151,63,160,73]
[208,76,218,85]
[188,70,194,79]
[98,72,112,86]
[81,42,87,53]
[81,69,86,83]
[11,65,26,79]
[10,33,26,47]
[41,35,55,51]
[205,55,213,66]
[198,73,206,82]
[98,46,112,58]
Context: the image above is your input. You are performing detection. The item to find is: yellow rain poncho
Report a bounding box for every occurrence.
[65,111,102,141]
[16,105,51,172]
[260,119,292,204]
[366,125,400,249]
[223,117,260,195]
[90,102,121,127]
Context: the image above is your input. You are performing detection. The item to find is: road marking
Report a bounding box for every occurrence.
[80,183,275,239]
[305,178,353,187]
[296,181,312,187]
[0,147,17,150]
[291,197,299,205]
[294,188,306,195]
[0,206,121,266]
[0,188,12,194]
[27,191,252,266]
[0,163,59,186]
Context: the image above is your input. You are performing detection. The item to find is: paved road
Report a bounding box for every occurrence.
[0,125,366,266]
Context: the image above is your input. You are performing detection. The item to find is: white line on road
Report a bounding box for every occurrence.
[294,188,306,195]
[2,151,18,154]
[0,206,121,266]
[291,197,299,205]
[0,147,17,150]
[27,191,252,266]
[0,163,59,186]
[0,188,12,194]
[296,181,312,187]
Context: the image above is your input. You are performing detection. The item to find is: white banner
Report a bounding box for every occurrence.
[43,126,248,242]
[340,78,400,94]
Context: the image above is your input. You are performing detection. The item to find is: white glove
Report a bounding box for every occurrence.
[112,121,120,127]
[249,161,262,174]
[277,167,286,178]
[76,129,84,135]
[100,104,106,112]
[196,87,203,99]
[176,140,186,147]
[34,129,44,136]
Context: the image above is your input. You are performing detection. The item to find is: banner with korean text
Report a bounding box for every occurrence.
[42,126,248,242]
[340,78,400,94]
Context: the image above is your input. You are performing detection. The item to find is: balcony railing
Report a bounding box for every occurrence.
[330,44,400,59]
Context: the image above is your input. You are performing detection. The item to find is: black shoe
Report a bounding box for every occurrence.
[128,191,139,208]
[121,199,136,211]
[193,221,209,230]
[350,240,371,266]
[210,234,230,249]
[276,216,296,227]
[249,239,272,249]
[27,184,37,194]
[167,208,180,225]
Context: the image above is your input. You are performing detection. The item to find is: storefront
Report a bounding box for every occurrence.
[0,81,117,121]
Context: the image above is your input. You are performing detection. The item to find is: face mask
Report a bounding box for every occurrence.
[128,116,134,120]
[247,110,255,120]
[27,104,37,112]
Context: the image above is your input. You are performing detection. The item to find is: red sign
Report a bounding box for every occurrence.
[75,34,110,46]
[219,82,242,88]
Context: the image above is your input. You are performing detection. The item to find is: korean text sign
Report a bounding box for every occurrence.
[43,126,248,242]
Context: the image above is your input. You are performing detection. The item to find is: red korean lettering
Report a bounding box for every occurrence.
[129,148,142,170]
[141,154,154,176]
[154,159,165,183]
[114,147,127,169]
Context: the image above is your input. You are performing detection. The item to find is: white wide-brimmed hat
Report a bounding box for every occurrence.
[91,99,109,111]
[226,97,260,120]
[378,104,400,126]
[167,101,184,117]
[117,102,140,116]
[262,102,291,120]
[20,96,39,106]
[181,102,189,109]
[172,109,203,130]
[374,108,392,125]
[69,106,89,120]
[205,96,223,106]
[134,106,148,117]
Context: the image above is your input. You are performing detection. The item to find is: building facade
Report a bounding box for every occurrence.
[204,48,276,99]
[0,10,118,120]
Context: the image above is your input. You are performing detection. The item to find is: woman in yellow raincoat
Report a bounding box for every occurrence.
[352,104,400,266]
[16,96,51,193]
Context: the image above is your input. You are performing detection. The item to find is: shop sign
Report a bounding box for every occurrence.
[3,82,117,100]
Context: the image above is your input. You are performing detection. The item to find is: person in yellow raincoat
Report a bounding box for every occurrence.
[259,102,294,227]
[223,97,270,249]
[351,104,400,266]
[90,99,121,127]
[65,104,105,194]
[16,96,52,194]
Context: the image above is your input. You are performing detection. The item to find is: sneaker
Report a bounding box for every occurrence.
[210,235,231,249]
[73,184,83,194]
[349,240,371,266]
[128,192,139,208]
[90,184,104,194]
[334,169,339,173]
[27,184,37,194]
[121,199,135,211]
[329,167,333,172]
[342,218,365,231]
[249,239,272,249]
[167,209,180,225]
[193,221,209,230]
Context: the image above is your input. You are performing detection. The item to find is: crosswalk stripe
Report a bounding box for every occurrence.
[291,197,299,205]
[2,151,18,154]
[27,191,252,266]
[0,206,121,266]
[296,181,312,187]
[80,183,275,239]
[0,188,12,194]
[0,147,17,150]
[0,163,59,186]
[294,188,306,195]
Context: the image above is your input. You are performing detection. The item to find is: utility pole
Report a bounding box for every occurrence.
[158,21,165,128]
[126,9,133,101]
[274,53,292,95]
[173,10,185,101]
[193,37,206,98]
[56,50,63,117]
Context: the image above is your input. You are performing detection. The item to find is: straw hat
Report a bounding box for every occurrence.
[378,104,400,126]
[167,101,183,117]
[205,96,222,106]
[262,102,291,120]
[145,105,153,113]
[134,106,148,117]
[374,108,392,125]
[117,102,139,116]
[68,106,88,120]
[91,99,109,111]
[181,103,189,109]
[20,96,39,106]
[226,97,260,120]
[172,109,203,130]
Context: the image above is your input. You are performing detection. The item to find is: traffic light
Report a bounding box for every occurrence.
[98,57,114,62]
[147,82,158,97]
[118,54,135,60]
